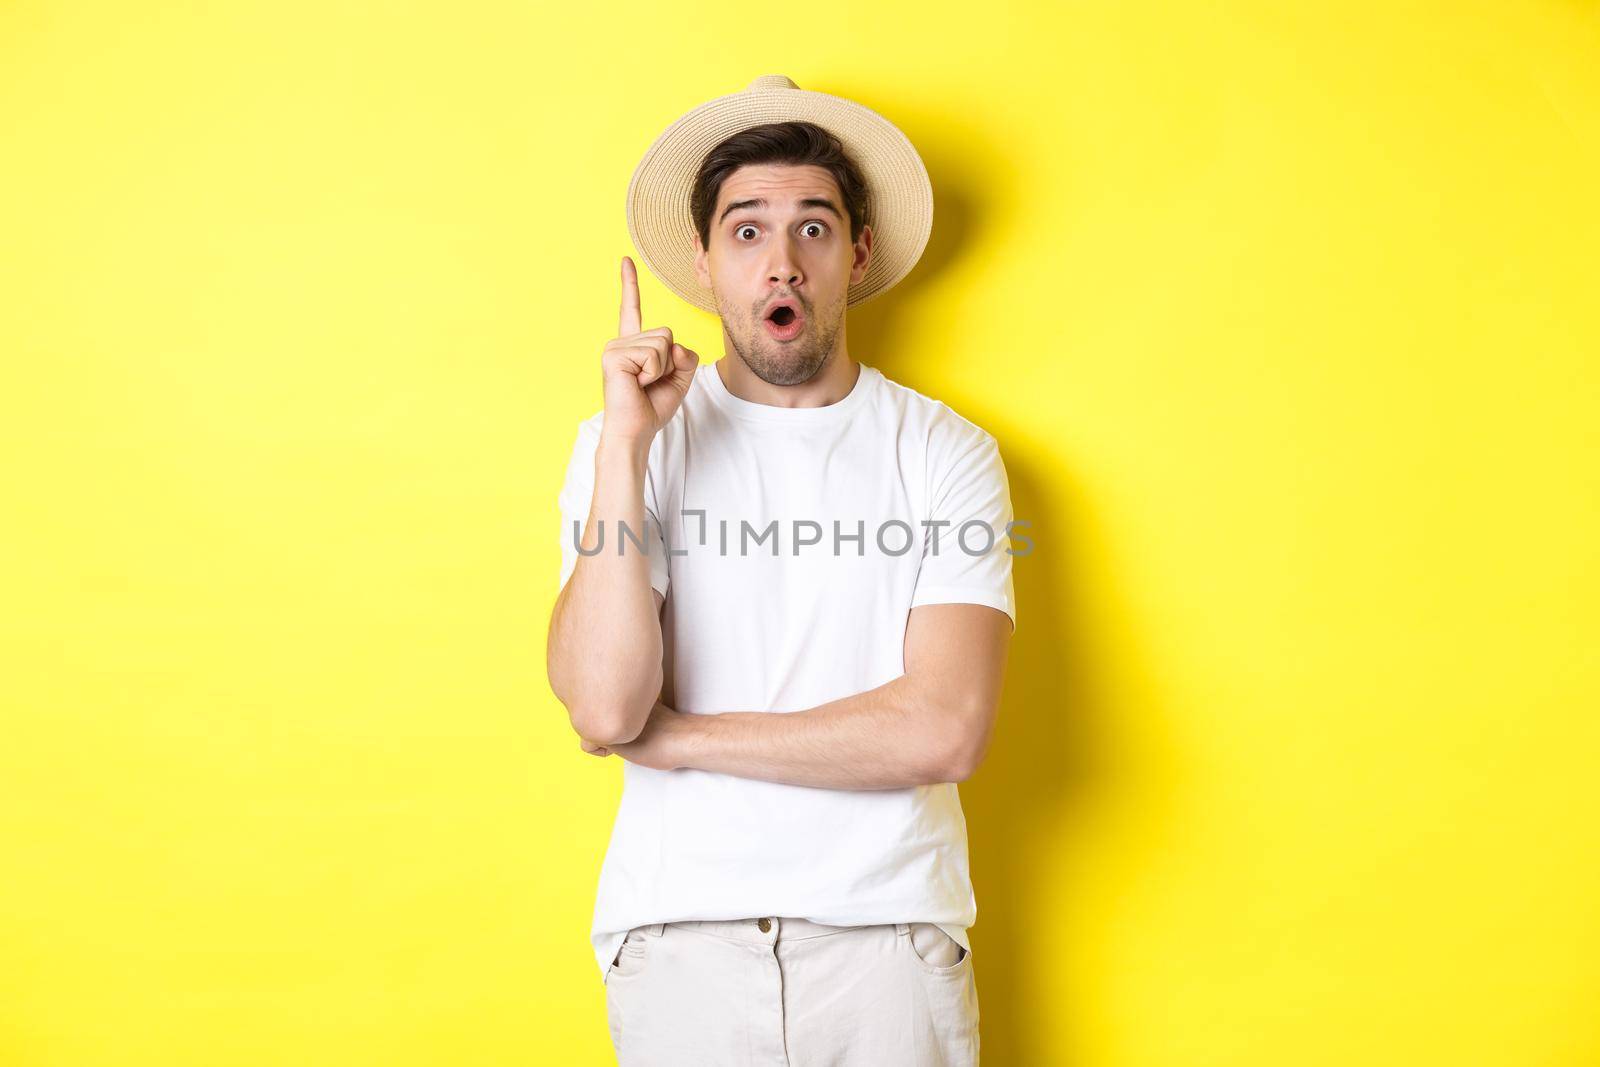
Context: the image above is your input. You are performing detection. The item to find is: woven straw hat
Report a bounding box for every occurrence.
[625,74,933,314]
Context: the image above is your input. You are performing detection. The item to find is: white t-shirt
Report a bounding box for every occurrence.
[556,359,1018,983]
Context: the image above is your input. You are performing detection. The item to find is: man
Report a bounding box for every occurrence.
[546,75,1016,1066]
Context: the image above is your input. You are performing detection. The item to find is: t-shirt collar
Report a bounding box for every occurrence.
[702,358,878,425]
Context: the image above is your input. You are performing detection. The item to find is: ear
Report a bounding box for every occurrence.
[693,233,711,289]
[849,223,873,286]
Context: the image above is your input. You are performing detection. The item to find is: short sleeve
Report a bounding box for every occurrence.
[557,415,671,598]
[909,430,1017,632]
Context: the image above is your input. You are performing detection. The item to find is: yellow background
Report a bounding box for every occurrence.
[3,2,1597,1064]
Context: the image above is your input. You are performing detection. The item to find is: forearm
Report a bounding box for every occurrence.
[547,432,663,744]
[677,675,961,791]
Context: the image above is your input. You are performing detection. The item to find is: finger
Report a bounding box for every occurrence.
[637,347,663,385]
[635,336,671,380]
[602,342,663,379]
[619,257,642,337]
[669,343,699,385]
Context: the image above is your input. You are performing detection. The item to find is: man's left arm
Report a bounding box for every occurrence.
[598,602,1010,789]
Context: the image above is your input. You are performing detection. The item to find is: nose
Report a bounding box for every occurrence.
[766,233,803,289]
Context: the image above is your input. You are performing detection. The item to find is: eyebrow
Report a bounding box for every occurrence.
[717,196,844,227]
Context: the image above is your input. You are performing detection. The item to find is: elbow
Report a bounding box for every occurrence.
[933,703,995,784]
[560,671,664,748]
[939,747,981,784]
[573,708,647,747]
[547,622,663,747]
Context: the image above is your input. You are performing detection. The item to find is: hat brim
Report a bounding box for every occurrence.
[625,84,933,315]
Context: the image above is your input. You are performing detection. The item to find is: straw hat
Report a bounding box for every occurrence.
[625,74,933,314]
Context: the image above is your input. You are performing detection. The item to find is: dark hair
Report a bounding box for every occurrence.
[689,121,869,250]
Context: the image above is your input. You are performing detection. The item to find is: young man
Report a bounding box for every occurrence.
[546,75,1016,1066]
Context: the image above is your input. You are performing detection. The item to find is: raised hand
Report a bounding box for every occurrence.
[601,256,699,444]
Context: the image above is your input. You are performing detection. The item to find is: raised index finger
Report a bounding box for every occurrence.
[619,256,642,337]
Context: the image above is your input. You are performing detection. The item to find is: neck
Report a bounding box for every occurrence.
[716,335,859,409]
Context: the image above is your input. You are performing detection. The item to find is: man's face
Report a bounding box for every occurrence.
[693,163,873,387]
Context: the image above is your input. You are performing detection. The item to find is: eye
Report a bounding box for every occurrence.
[735,224,759,241]
[801,221,828,238]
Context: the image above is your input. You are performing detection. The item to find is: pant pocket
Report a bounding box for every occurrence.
[906,921,967,971]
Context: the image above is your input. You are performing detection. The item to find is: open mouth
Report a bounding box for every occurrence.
[763,303,805,341]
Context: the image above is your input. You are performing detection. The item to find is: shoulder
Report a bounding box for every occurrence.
[871,367,1001,456]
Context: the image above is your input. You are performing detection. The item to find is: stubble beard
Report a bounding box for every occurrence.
[720,291,845,387]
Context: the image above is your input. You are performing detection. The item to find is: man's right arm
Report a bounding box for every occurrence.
[547,427,666,747]
[546,255,698,748]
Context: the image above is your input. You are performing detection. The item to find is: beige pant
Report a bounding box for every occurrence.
[604,916,980,1066]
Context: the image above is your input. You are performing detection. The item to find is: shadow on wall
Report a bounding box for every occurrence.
[848,134,1186,1062]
